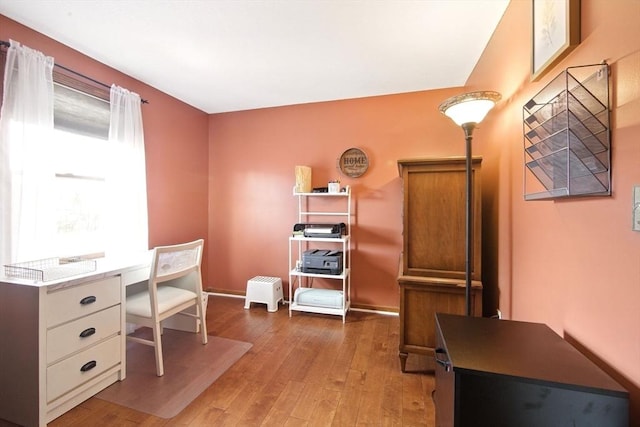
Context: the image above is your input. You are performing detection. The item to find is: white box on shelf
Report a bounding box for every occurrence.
[294,288,344,309]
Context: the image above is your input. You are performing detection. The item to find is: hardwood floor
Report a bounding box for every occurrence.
[3,295,436,426]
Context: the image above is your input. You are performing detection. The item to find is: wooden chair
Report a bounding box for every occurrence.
[125,239,208,376]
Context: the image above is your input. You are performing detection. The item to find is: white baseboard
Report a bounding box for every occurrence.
[205,291,398,316]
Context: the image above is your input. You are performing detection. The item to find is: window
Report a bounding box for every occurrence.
[51,129,109,256]
[49,76,111,257]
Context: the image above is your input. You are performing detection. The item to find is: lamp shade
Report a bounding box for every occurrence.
[438,91,501,127]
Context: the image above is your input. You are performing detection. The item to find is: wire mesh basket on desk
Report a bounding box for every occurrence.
[4,257,97,282]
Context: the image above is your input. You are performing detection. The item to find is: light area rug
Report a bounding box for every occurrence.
[96,328,252,419]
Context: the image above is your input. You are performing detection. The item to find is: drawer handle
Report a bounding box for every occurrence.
[434,347,451,372]
[79,327,96,338]
[80,360,97,372]
[80,295,97,305]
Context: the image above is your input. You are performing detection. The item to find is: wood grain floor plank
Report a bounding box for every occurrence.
[402,371,429,426]
[284,416,310,427]
[332,385,362,426]
[322,317,361,392]
[260,380,306,426]
[289,381,325,421]
[238,380,289,425]
[357,388,386,425]
[182,406,225,426]
[308,387,341,427]
[380,319,404,425]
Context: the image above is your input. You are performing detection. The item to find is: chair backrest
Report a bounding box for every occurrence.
[149,239,204,285]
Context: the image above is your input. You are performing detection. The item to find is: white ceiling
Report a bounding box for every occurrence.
[0,0,509,114]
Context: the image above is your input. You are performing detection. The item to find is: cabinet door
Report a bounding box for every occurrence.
[399,278,481,357]
[399,158,481,280]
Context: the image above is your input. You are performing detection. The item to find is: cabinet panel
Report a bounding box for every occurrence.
[434,327,453,427]
[398,276,481,372]
[399,158,481,280]
[407,170,466,275]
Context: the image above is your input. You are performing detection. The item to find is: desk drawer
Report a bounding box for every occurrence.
[46,276,121,327]
[47,334,120,403]
[47,305,121,363]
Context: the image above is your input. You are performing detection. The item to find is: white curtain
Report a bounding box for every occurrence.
[0,40,55,265]
[104,85,149,256]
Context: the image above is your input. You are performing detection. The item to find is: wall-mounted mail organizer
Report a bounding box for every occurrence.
[522,63,611,200]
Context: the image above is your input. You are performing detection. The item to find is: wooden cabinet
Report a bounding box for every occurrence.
[397,157,482,372]
[434,313,629,426]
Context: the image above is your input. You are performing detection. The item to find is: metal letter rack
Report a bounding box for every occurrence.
[523,64,611,200]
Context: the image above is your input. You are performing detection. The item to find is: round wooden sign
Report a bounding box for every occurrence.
[338,147,369,178]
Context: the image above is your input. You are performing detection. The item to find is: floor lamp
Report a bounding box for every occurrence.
[438,91,501,316]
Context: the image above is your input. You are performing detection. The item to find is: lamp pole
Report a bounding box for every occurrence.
[462,122,476,317]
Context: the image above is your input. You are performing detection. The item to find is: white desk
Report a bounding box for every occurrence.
[0,254,152,427]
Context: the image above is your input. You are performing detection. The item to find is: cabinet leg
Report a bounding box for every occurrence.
[399,352,408,372]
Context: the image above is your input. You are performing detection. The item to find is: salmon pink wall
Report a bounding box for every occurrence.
[466,0,640,421]
[0,16,210,277]
[207,89,470,310]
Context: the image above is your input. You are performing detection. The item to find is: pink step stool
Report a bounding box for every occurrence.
[244,276,283,312]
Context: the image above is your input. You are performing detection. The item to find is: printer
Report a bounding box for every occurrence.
[293,223,346,238]
[302,249,343,275]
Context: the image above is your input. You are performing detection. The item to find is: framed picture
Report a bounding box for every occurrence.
[531,0,580,81]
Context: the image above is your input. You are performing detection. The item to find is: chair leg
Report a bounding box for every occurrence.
[152,321,165,376]
[199,296,208,345]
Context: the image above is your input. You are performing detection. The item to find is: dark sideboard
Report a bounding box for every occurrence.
[434,313,629,427]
